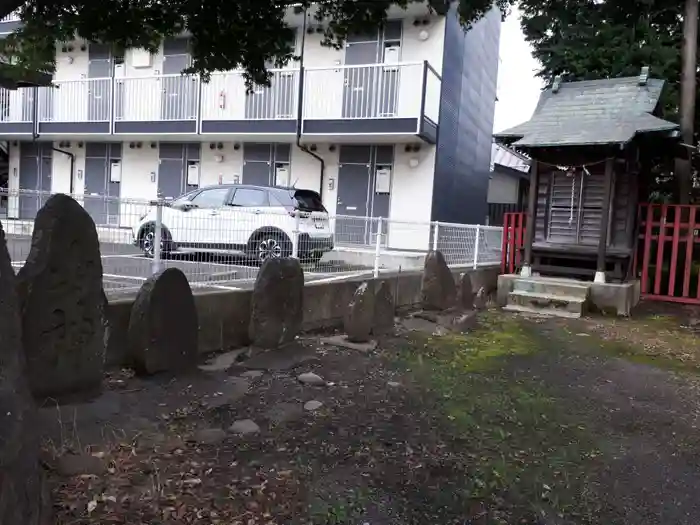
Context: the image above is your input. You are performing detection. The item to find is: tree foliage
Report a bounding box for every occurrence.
[518,0,691,200]
[0,0,516,87]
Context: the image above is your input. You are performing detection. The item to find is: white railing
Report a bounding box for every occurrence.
[0,61,440,127]
[302,62,425,120]
[115,74,199,121]
[39,78,112,122]
[0,87,31,122]
[0,12,20,23]
[424,66,441,123]
[200,69,299,121]
[0,188,501,294]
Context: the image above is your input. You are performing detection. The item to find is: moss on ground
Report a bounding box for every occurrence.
[570,313,700,374]
[394,313,606,523]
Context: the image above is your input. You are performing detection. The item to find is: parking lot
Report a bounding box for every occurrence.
[6,235,377,298]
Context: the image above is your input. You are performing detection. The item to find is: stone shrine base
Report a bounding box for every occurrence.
[497,274,641,318]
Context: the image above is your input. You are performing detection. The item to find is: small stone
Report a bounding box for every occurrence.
[458,272,475,310]
[373,281,395,336]
[56,453,107,477]
[249,258,304,349]
[265,402,304,424]
[473,287,487,310]
[298,372,325,385]
[387,381,401,388]
[452,311,478,333]
[421,250,457,310]
[205,378,250,409]
[229,419,260,435]
[191,428,227,445]
[127,267,198,375]
[240,370,264,378]
[199,349,247,372]
[304,400,323,411]
[344,282,375,343]
[320,335,377,353]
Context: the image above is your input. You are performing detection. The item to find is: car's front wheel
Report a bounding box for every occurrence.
[249,232,292,264]
[140,224,172,259]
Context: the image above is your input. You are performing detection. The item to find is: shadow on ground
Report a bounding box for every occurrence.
[43,306,700,524]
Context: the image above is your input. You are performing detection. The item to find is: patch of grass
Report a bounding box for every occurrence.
[394,314,606,523]
[577,315,700,373]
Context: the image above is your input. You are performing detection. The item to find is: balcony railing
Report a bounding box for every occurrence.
[302,62,425,120]
[0,12,20,23]
[0,61,441,133]
[201,69,299,121]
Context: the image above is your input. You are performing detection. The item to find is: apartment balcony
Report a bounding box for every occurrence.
[0,12,21,34]
[0,61,441,143]
[302,62,440,143]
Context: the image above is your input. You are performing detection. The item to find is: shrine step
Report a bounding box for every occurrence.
[504,290,586,319]
[512,277,590,301]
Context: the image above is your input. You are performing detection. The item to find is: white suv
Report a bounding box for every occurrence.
[132,185,334,263]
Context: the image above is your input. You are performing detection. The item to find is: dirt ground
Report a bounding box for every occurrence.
[42,304,700,525]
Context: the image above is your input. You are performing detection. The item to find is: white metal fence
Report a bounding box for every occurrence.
[0,189,502,294]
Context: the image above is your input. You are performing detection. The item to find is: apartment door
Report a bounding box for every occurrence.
[88,44,112,121]
[158,143,200,199]
[343,41,379,119]
[18,143,52,219]
[242,144,290,187]
[84,143,121,225]
[162,39,197,120]
[336,163,371,245]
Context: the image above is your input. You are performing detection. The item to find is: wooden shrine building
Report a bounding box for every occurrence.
[493,68,679,283]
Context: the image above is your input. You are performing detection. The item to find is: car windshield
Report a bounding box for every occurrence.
[171,190,199,206]
[293,190,326,212]
[271,189,326,212]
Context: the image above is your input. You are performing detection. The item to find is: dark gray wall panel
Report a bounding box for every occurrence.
[431,7,500,224]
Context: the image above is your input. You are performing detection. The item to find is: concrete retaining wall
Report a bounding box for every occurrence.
[104,265,500,366]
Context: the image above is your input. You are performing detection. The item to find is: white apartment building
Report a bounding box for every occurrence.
[0,3,501,248]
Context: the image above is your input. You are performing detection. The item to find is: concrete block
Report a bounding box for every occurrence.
[590,280,640,316]
[508,290,585,318]
[512,276,590,300]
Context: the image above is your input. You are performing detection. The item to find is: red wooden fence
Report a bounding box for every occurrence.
[501,212,526,274]
[636,203,700,304]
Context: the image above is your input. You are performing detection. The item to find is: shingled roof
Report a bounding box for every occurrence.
[493,76,678,148]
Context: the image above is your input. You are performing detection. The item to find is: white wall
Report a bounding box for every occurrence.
[289,145,339,215]
[50,42,90,121]
[200,142,243,186]
[386,144,435,250]
[487,170,519,204]
[119,143,159,226]
[51,143,86,195]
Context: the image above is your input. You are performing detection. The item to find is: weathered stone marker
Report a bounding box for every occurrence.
[17,193,105,400]
[474,287,487,310]
[458,272,475,310]
[344,281,375,342]
[372,280,395,336]
[0,223,51,524]
[249,257,304,348]
[128,267,198,375]
[420,250,456,310]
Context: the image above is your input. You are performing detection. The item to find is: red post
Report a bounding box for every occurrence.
[653,204,667,296]
[640,204,654,295]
